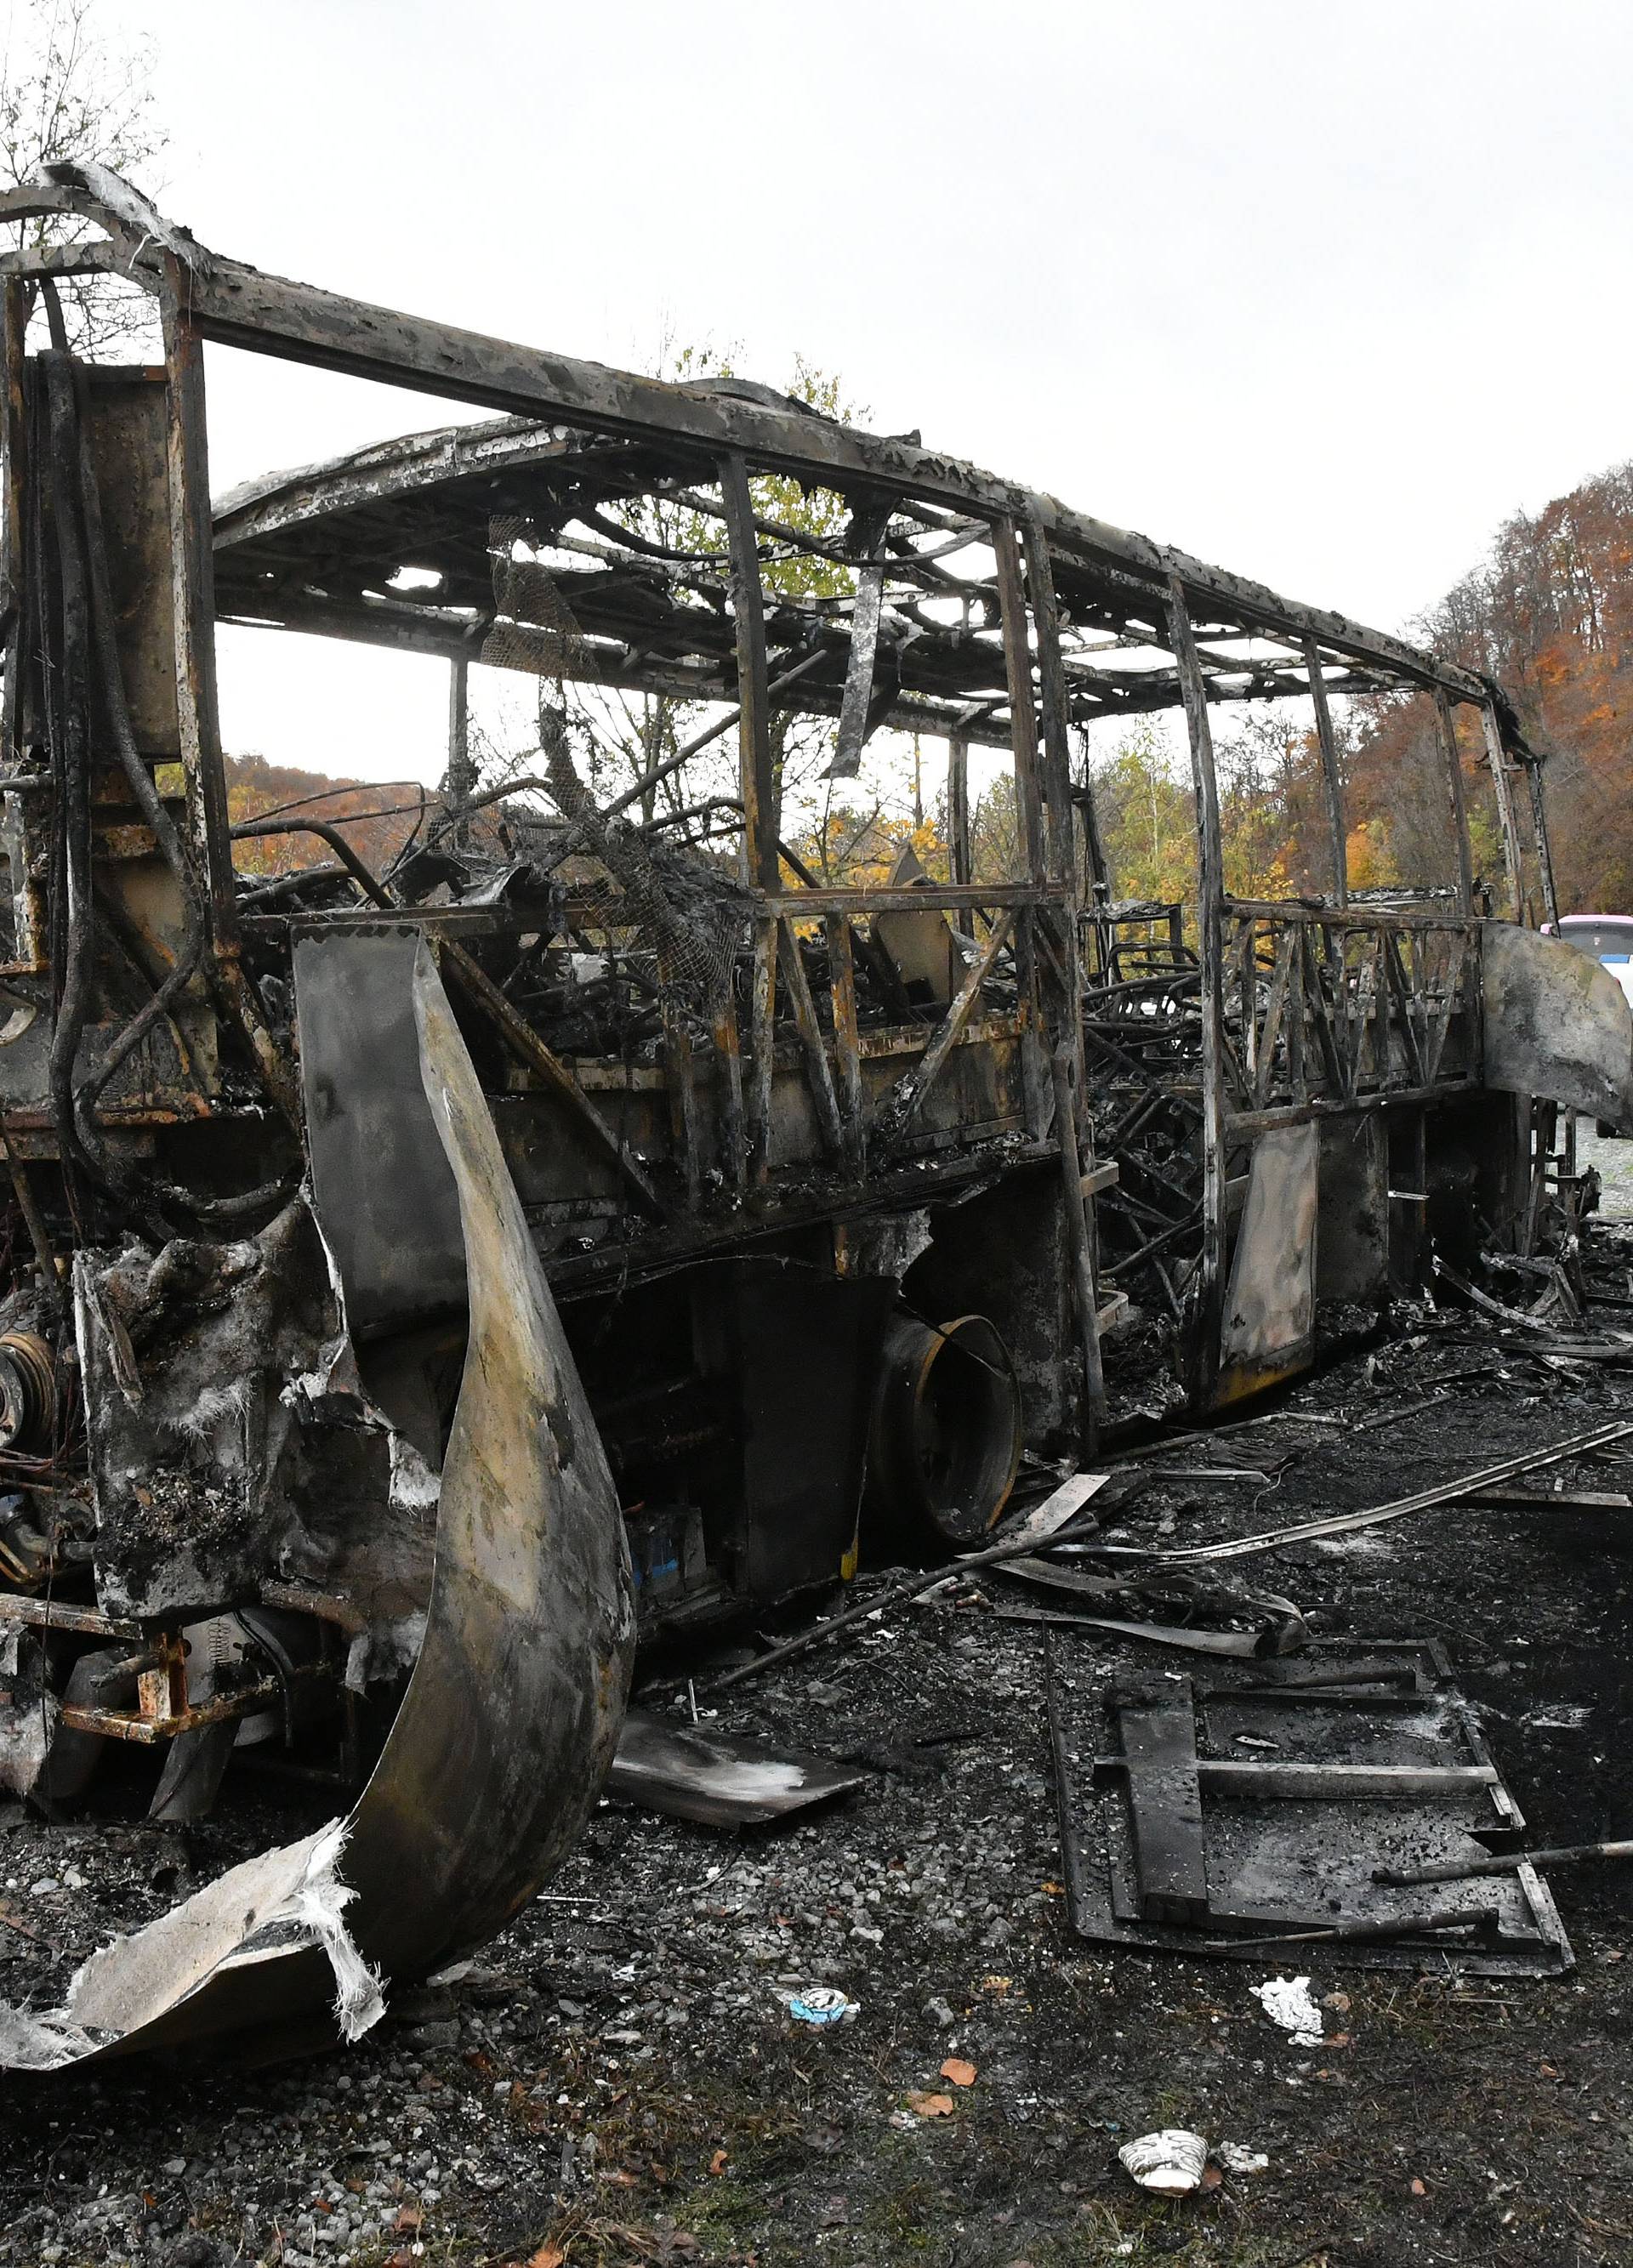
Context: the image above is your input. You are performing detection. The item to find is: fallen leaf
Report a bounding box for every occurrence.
[906,2090,955,2117]
[981,1975,1014,1995]
[940,2057,977,2088]
[525,2248,566,2268]
[1200,2164,1223,2191]
[394,2207,423,2235]
[1040,1880,1065,1896]
[708,2148,729,2175]
[1328,2032,1352,2049]
[1323,1990,1351,2013]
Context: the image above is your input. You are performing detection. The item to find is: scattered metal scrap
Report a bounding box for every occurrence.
[1048,1638,1573,1975]
[1105,1419,1633,1566]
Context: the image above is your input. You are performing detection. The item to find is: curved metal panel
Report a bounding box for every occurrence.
[1482,920,1633,1129]
[0,936,634,2069]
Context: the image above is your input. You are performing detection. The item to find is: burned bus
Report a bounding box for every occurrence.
[0,162,1625,2065]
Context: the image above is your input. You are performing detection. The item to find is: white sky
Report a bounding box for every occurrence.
[87,0,1633,787]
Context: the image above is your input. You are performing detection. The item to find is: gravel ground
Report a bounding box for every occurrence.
[6,1242,1633,2268]
[1577,1120,1633,1219]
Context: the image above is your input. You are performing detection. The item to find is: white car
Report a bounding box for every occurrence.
[1552,913,1633,1010]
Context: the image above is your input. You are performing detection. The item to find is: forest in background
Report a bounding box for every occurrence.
[1087,455,1633,918]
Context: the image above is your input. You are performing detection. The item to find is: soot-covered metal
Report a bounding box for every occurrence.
[0,162,1624,2066]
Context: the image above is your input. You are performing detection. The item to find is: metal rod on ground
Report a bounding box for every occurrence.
[1199,1905,1501,1952]
[1375,1838,1633,1888]
[700,1493,1110,1695]
[1052,1044,1105,1458]
[1124,1418,1633,1566]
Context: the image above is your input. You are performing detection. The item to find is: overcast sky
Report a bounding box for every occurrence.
[85,1,1633,785]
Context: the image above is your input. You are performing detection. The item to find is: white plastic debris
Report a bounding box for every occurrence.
[779,1986,858,2026]
[1118,2129,1209,2193]
[1218,2141,1271,2175]
[1251,1974,1324,2047]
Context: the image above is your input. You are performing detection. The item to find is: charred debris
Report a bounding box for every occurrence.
[0,162,1629,2067]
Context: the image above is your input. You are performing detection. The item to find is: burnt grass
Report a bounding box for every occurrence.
[9,1242,1633,2265]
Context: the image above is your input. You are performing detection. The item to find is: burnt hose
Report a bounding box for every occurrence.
[229,818,395,908]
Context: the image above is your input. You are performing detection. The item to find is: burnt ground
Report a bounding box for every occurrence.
[9,1244,1633,2265]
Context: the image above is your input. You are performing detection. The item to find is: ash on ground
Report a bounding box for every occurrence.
[8,1240,1633,2268]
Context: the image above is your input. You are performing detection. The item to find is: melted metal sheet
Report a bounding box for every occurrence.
[610,1710,871,1827]
[0,935,634,2068]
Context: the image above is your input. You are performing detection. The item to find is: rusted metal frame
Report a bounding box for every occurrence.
[158,271,237,954]
[1010,907,1050,1138]
[991,517,1046,881]
[1303,638,1349,907]
[776,914,845,1162]
[0,175,1494,703]
[1218,1024,1250,1112]
[0,275,45,972]
[1477,700,1525,923]
[1284,921,1306,1100]
[947,733,971,937]
[1051,1045,1106,1456]
[951,515,1053,1141]
[1299,925,1346,1100]
[1432,687,1475,914]
[1329,927,1357,1095]
[1252,925,1299,1110]
[748,914,777,1185]
[720,450,778,891]
[1234,915,1259,1094]
[1381,932,1427,1085]
[711,998,748,1190]
[0,1590,142,1637]
[0,241,122,281]
[213,586,1026,751]
[136,1640,188,1730]
[1022,520,1078,890]
[1021,526,1099,1338]
[224,571,1400,735]
[1165,579,1227,1389]
[1422,929,1471,1087]
[1524,759,1561,929]
[1394,928,1428,1062]
[765,882,1043,916]
[62,1660,336,1745]
[824,915,866,1177]
[1223,896,1481,933]
[1225,1076,1476,1139]
[1362,930,1391,1089]
[446,651,473,846]
[438,938,667,1219]
[876,907,1016,1134]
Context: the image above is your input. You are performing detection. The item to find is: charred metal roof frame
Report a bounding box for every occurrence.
[0,160,1499,719]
